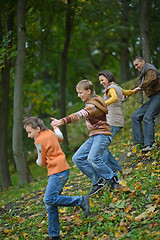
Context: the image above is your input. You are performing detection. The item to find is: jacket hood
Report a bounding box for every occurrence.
[87,95,108,114]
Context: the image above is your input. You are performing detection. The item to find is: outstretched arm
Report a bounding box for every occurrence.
[51,118,62,128]
[50,109,89,128]
[133,87,141,94]
[122,87,141,96]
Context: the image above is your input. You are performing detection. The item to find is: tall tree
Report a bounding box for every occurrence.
[140,0,151,62]
[0,12,14,189]
[60,0,74,147]
[119,0,130,82]
[13,0,33,185]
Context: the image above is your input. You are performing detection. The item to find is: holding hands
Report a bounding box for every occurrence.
[134,87,141,94]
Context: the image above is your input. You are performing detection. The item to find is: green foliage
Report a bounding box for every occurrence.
[0,31,17,70]
[23,79,59,117]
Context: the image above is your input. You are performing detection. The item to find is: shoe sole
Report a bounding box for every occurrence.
[88,183,107,196]
[142,148,155,152]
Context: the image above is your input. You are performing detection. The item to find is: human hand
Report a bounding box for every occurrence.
[50,117,61,128]
[122,95,127,102]
[134,87,141,94]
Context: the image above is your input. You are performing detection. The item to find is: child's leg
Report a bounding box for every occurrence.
[44,170,69,238]
[72,137,101,185]
[44,170,83,238]
[46,205,60,237]
[101,126,123,173]
[111,126,123,139]
[102,148,122,173]
[87,134,117,183]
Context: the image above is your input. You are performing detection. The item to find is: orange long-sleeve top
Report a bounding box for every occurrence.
[34,129,69,176]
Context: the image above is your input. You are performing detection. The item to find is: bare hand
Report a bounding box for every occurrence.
[134,87,141,94]
[50,117,61,128]
[122,95,126,102]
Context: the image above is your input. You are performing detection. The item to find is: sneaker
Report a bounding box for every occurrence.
[141,145,155,152]
[114,176,121,183]
[80,195,89,218]
[129,144,143,152]
[88,179,106,196]
[110,177,119,192]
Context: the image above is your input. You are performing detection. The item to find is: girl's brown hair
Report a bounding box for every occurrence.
[98,70,116,83]
[23,117,48,131]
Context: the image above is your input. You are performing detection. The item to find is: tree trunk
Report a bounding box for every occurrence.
[119,0,130,82]
[120,48,130,82]
[140,0,151,62]
[0,57,12,189]
[0,14,14,189]
[13,0,33,185]
[60,0,73,147]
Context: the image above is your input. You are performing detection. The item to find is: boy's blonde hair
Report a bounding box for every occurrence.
[23,117,48,131]
[76,79,96,96]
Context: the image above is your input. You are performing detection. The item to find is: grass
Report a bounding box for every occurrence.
[0,78,160,239]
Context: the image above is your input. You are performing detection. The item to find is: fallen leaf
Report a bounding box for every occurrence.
[98,215,104,222]
[132,146,137,154]
[115,200,125,209]
[124,204,132,213]
[123,168,132,174]
[63,186,72,190]
[109,202,115,208]
[73,215,82,225]
[119,179,127,187]
[126,214,133,221]
[18,217,25,223]
[59,207,66,213]
[118,225,127,233]
[127,152,132,157]
[115,231,122,238]
[134,205,156,221]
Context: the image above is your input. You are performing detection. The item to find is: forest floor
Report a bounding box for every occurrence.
[0,139,160,240]
[0,78,160,239]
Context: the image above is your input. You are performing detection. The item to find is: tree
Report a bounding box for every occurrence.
[0,27,13,190]
[60,0,74,147]
[13,0,33,185]
[140,0,151,62]
[0,1,16,189]
[119,0,131,82]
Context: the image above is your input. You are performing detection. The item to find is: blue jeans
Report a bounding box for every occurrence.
[132,91,160,147]
[44,170,82,238]
[111,126,123,138]
[72,134,117,186]
[103,126,123,173]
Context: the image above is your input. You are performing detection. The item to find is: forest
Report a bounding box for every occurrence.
[0,0,160,189]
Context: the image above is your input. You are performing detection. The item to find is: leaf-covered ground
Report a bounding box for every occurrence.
[0,133,160,240]
[0,78,160,239]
